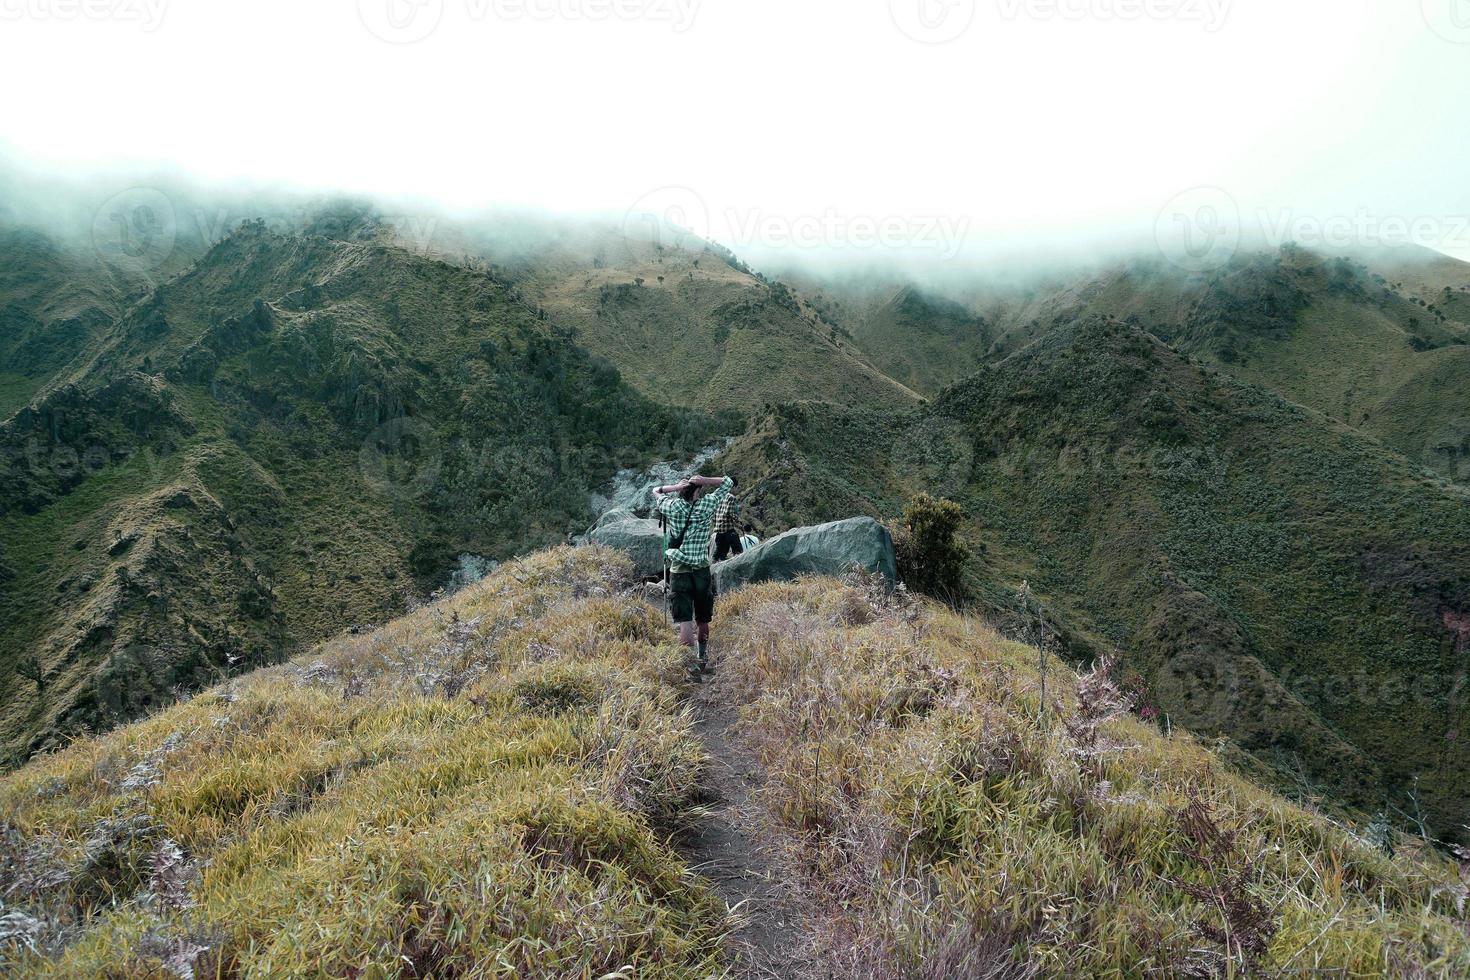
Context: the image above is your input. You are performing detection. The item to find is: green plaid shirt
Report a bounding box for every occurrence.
[657,477,733,571]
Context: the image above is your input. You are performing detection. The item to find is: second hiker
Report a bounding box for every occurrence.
[711,475,745,561]
[653,473,734,682]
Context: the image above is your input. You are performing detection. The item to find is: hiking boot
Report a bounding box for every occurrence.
[698,658,714,676]
[685,664,703,684]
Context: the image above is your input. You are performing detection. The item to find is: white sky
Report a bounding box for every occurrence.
[2,0,1469,265]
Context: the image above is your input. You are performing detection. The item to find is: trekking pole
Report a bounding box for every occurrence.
[657,509,671,626]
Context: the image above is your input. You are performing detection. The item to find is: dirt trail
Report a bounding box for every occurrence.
[676,664,816,979]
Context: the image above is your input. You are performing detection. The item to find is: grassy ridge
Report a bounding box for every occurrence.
[0,548,724,977]
[5,550,1466,976]
[717,575,1470,976]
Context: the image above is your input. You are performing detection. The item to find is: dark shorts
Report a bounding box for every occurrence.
[714,531,744,561]
[670,567,716,624]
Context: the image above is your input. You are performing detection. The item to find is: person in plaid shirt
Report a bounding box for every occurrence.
[653,473,734,681]
[711,478,744,561]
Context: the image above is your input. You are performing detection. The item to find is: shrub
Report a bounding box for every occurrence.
[893,493,971,602]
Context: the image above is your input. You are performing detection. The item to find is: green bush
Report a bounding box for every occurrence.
[893,493,970,602]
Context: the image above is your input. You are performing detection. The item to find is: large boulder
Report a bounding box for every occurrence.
[713,517,896,593]
[584,509,665,579]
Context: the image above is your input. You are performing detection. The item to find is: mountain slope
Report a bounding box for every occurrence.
[0,228,130,418]
[813,247,1470,480]
[721,318,1470,837]
[825,283,995,395]
[490,228,920,412]
[0,220,715,764]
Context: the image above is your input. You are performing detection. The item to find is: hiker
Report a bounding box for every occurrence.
[711,476,744,561]
[653,473,735,681]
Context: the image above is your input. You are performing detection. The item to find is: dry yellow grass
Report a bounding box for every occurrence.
[0,547,723,978]
[4,548,1467,977]
[716,574,1470,977]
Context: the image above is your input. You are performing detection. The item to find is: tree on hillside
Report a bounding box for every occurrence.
[17,656,44,692]
[893,493,970,603]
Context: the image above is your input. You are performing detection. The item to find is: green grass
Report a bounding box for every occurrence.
[1226,296,1470,482]
[0,373,45,419]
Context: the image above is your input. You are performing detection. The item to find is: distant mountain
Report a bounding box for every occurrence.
[490,229,920,412]
[0,218,713,763]
[0,227,130,417]
[814,283,995,396]
[721,318,1470,838]
[807,246,1470,481]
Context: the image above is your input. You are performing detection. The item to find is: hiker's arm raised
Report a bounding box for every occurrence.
[691,476,734,517]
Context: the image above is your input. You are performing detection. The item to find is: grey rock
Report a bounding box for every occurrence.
[584,510,666,579]
[713,516,896,593]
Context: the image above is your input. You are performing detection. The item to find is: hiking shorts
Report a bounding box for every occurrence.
[670,567,715,624]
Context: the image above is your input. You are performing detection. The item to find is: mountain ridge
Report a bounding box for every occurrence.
[0,219,717,764]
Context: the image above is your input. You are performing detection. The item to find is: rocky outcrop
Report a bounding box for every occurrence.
[713,517,896,593]
[584,509,666,579]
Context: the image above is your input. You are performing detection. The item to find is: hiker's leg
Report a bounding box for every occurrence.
[695,569,715,672]
[670,573,702,680]
[714,531,742,560]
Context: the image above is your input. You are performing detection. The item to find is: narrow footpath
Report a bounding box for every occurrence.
[674,662,817,979]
